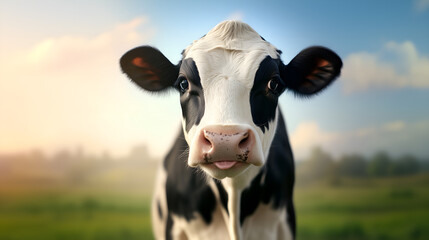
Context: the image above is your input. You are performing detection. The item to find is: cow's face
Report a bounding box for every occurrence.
[120,21,342,181]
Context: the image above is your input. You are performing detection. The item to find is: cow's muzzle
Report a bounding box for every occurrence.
[188,125,264,173]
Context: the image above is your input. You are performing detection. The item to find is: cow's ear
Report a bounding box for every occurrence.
[120,46,179,92]
[281,46,342,96]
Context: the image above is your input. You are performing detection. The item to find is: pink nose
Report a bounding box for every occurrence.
[198,127,254,163]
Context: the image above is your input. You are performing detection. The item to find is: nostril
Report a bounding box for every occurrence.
[203,135,212,146]
[202,130,213,149]
[238,132,250,149]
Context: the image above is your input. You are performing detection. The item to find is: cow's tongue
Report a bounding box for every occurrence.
[214,161,237,170]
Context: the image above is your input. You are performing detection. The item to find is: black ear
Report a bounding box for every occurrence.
[120,46,179,92]
[281,46,342,96]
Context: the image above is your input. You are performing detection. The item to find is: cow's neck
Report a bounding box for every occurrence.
[224,186,241,240]
[220,165,261,240]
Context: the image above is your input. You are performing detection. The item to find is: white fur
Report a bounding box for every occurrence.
[170,207,227,240]
[242,203,293,240]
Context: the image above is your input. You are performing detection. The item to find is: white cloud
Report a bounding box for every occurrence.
[382,121,405,132]
[290,122,339,158]
[0,17,181,158]
[26,17,152,74]
[341,41,429,93]
[290,120,429,160]
[414,0,429,12]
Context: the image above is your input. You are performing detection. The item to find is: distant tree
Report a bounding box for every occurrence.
[51,149,72,163]
[128,144,153,162]
[299,146,335,182]
[390,154,420,176]
[337,153,367,177]
[421,160,429,172]
[28,149,46,162]
[368,151,391,177]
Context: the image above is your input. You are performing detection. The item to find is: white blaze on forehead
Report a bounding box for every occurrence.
[183,23,279,86]
[184,21,279,57]
[184,20,279,91]
[183,21,279,92]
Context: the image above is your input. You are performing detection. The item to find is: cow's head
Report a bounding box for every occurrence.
[120,21,342,182]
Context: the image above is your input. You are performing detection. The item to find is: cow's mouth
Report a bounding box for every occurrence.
[198,159,253,179]
[202,160,248,170]
[213,161,237,169]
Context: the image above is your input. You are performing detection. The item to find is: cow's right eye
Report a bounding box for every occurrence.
[179,78,189,93]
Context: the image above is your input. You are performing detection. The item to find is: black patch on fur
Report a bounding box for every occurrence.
[164,130,216,237]
[165,214,173,240]
[240,112,296,237]
[157,200,163,220]
[249,56,285,133]
[176,58,205,132]
[214,180,229,215]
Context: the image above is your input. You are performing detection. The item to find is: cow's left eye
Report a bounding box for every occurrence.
[268,79,279,92]
[267,76,284,96]
[179,78,189,93]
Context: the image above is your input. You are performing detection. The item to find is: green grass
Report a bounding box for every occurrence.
[0,174,428,240]
[0,191,154,240]
[294,174,429,240]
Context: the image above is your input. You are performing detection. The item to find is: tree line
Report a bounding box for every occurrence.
[297,146,428,183]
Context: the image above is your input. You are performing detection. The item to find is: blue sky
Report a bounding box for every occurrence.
[1,0,428,160]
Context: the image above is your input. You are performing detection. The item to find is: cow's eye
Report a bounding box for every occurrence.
[268,79,279,92]
[179,78,189,93]
[267,75,284,96]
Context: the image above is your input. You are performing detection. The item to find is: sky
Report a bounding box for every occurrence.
[1,0,428,160]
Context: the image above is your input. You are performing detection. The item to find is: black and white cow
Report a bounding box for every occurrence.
[120,21,342,240]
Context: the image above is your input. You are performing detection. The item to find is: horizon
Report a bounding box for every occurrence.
[1,143,427,163]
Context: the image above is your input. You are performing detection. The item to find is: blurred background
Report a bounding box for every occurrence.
[1,0,428,239]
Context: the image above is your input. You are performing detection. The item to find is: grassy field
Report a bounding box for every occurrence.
[294,174,429,240]
[0,174,428,240]
[0,188,154,240]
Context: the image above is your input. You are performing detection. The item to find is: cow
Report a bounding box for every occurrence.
[120,21,342,240]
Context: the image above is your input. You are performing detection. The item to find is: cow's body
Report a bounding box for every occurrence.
[120,21,342,240]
